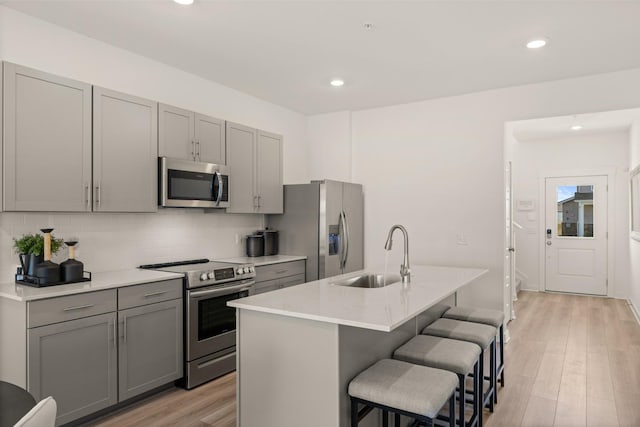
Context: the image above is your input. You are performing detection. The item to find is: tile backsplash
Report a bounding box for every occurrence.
[0,209,263,282]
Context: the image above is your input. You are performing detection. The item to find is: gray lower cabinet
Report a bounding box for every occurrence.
[227,122,283,214]
[3,62,92,211]
[253,260,306,295]
[25,279,183,425]
[93,87,158,212]
[158,103,226,164]
[118,298,183,401]
[28,312,118,425]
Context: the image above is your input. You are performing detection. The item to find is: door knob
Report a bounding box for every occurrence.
[546,241,552,246]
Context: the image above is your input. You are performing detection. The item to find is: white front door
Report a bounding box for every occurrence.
[545,175,608,295]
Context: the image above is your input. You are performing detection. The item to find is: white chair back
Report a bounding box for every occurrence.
[14,396,57,427]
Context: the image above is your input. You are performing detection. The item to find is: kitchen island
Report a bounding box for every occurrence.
[229,264,488,427]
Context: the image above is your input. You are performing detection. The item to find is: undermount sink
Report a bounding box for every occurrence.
[332,273,402,288]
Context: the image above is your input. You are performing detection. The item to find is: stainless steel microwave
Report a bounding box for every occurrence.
[159,157,229,208]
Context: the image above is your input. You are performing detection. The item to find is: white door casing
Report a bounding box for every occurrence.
[544,175,608,295]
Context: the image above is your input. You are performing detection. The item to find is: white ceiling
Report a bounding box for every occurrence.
[3,1,640,115]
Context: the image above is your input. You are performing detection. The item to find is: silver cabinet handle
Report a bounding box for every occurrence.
[95,186,101,207]
[63,304,94,312]
[253,195,258,208]
[196,140,201,161]
[257,195,262,208]
[144,291,167,298]
[111,321,116,343]
[85,185,90,209]
[123,316,127,343]
[191,141,196,161]
[215,172,223,207]
[275,270,287,274]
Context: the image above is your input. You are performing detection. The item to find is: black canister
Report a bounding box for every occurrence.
[61,241,84,282]
[257,230,279,256]
[246,234,264,257]
[35,228,60,285]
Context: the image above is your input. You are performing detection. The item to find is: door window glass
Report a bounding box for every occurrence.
[556,185,594,237]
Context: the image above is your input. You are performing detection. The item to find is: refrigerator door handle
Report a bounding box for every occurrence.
[342,210,350,269]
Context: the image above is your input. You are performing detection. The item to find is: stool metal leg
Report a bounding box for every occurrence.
[351,397,358,427]
[490,340,496,408]
[458,374,465,427]
[383,409,389,427]
[395,413,401,427]
[499,324,505,388]
[450,394,456,427]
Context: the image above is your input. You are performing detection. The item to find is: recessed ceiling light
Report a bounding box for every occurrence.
[173,0,194,5]
[330,79,344,87]
[526,39,547,49]
[571,125,583,131]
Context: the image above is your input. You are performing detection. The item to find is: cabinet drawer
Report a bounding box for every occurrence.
[252,278,281,296]
[118,278,182,310]
[28,289,117,328]
[255,260,305,282]
[279,274,306,289]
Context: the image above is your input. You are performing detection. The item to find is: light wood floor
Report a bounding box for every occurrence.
[87,291,640,427]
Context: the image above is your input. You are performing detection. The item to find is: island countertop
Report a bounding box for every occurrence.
[229,264,488,332]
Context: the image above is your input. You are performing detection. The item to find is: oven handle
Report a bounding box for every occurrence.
[189,281,255,299]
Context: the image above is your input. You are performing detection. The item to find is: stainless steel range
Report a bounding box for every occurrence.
[140,259,255,389]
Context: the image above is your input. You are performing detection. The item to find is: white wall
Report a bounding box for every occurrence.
[312,68,640,311]
[306,111,352,182]
[509,131,630,297]
[629,122,640,316]
[0,6,309,280]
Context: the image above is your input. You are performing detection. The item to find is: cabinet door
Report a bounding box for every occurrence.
[226,122,257,213]
[118,299,183,401]
[3,62,92,211]
[93,87,158,212]
[256,130,283,213]
[195,113,226,164]
[28,312,117,425]
[158,103,195,161]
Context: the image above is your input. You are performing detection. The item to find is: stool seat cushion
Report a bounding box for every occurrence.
[348,359,457,418]
[422,318,496,349]
[443,306,505,328]
[394,335,481,375]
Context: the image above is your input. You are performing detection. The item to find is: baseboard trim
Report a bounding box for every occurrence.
[628,299,640,325]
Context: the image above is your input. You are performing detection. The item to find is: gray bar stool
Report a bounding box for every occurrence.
[421,318,496,414]
[393,335,482,427]
[442,307,505,398]
[348,359,458,427]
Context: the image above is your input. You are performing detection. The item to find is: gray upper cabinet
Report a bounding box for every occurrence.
[118,298,183,401]
[194,113,226,164]
[93,87,158,212]
[159,104,225,164]
[3,62,92,211]
[256,130,283,213]
[28,312,118,425]
[227,122,283,214]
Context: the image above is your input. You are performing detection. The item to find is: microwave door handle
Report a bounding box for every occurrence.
[215,171,223,207]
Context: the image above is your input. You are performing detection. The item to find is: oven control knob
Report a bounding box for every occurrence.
[200,273,208,281]
[208,272,215,279]
[242,267,248,274]
[236,267,244,275]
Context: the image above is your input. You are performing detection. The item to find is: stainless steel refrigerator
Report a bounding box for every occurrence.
[267,180,364,281]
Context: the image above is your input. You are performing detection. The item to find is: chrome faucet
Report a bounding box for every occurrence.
[384,224,410,283]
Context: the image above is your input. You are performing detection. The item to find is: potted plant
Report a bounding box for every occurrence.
[13,232,64,276]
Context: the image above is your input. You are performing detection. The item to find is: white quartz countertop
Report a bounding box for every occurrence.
[0,269,184,302]
[229,264,488,332]
[216,255,307,266]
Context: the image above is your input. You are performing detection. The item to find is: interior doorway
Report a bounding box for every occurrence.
[544,175,608,295]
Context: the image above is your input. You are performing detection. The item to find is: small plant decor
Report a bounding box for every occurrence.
[13,233,64,256]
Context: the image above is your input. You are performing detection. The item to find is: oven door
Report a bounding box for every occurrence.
[186,279,253,361]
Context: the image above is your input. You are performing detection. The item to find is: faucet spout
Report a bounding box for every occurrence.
[384,224,410,283]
